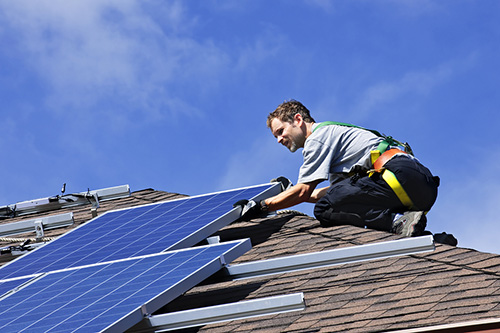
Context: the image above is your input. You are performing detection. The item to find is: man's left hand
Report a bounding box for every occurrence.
[270,176,293,192]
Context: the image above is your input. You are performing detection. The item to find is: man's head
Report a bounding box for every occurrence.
[266,100,315,128]
[267,100,316,153]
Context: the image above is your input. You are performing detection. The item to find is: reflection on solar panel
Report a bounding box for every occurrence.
[0,239,251,333]
[0,184,279,280]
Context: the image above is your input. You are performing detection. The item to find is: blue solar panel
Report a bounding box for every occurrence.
[0,239,251,333]
[0,183,279,280]
[0,277,33,299]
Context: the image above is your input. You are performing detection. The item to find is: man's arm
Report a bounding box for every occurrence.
[307,186,329,203]
[264,179,323,211]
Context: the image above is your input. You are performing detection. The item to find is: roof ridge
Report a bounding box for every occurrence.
[417,254,500,278]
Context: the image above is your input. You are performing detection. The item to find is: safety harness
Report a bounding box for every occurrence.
[313,121,415,209]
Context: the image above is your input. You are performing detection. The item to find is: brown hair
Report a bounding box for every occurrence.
[267,100,316,128]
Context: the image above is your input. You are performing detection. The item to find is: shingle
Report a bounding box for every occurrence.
[389,289,430,302]
[432,302,498,318]
[430,296,500,312]
[450,273,495,285]
[392,293,445,309]
[452,252,499,266]
[285,319,319,332]
[443,287,500,303]
[382,302,437,318]
[469,257,500,270]
[321,310,385,329]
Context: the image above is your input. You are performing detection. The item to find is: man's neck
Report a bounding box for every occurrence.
[304,122,315,139]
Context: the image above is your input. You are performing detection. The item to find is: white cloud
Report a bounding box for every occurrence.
[0,0,228,127]
[312,59,465,125]
[345,55,477,122]
[353,64,453,120]
[0,0,294,132]
[235,25,287,72]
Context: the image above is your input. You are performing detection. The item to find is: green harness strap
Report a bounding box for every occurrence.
[312,121,411,155]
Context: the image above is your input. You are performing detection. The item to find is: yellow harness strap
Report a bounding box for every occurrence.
[370,150,381,165]
[368,148,414,209]
[381,169,414,209]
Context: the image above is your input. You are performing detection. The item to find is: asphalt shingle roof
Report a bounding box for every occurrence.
[160,213,500,332]
[2,188,500,332]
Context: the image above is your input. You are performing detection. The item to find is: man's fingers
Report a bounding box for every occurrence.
[233,199,249,208]
[271,176,293,191]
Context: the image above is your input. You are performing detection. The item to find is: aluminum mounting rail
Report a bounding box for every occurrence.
[0,212,74,237]
[225,235,435,279]
[129,293,305,332]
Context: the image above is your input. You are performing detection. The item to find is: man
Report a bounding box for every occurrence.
[235,100,440,237]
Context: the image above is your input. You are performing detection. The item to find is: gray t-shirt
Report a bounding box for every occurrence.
[298,123,383,185]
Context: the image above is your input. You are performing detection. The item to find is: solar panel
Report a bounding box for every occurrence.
[0,239,251,333]
[0,183,280,280]
[0,277,33,299]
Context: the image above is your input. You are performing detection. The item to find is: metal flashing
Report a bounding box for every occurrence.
[129,293,305,332]
[225,235,435,279]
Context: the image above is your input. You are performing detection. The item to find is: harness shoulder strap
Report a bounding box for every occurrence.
[313,121,382,137]
[312,121,413,155]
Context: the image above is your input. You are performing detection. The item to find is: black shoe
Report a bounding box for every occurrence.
[391,211,427,237]
[433,232,458,246]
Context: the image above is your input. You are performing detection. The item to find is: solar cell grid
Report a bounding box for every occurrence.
[0,240,250,333]
[0,184,278,280]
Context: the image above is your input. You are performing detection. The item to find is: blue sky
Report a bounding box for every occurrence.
[1,1,499,254]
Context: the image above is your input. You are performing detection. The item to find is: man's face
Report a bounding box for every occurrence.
[270,117,305,153]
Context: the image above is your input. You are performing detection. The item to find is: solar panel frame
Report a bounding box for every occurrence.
[0,239,251,333]
[0,183,280,280]
[0,276,34,300]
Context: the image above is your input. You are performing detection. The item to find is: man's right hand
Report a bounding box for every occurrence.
[233,199,267,221]
[270,176,293,192]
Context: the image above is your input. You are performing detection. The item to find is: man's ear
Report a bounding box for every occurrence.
[293,113,303,126]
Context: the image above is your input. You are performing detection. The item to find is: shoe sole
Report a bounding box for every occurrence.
[398,211,426,237]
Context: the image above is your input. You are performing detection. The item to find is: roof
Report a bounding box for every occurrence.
[2,187,500,332]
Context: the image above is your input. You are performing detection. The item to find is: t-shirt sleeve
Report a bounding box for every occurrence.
[297,139,333,184]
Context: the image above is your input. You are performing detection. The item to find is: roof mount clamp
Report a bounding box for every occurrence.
[91,191,99,209]
[140,304,151,318]
[34,220,44,242]
[219,254,227,267]
[206,236,220,245]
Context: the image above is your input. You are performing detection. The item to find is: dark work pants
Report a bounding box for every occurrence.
[313,155,440,232]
